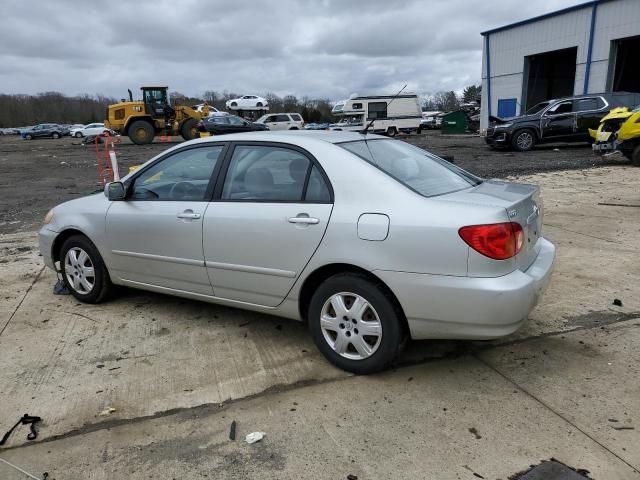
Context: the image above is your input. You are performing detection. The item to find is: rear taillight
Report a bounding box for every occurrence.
[459,222,524,260]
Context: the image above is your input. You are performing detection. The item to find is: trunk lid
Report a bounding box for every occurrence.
[440,180,543,271]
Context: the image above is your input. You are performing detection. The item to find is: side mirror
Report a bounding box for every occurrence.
[105,181,126,201]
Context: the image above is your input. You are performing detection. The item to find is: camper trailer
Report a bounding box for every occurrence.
[330,94,422,136]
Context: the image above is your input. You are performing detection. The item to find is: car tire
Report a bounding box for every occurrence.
[631,145,640,167]
[25,134,33,140]
[511,129,536,152]
[289,127,298,130]
[308,273,405,374]
[230,102,237,107]
[128,120,154,145]
[75,132,83,138]
[386,127,397,137]
[180,118,199,141]
[256,102,263,107]
[52,132,60,139]
[60,235,112,304]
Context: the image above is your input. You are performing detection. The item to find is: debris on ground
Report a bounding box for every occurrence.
[245,431,265,444]
[468,427,482,439]
[611,425,634,430]
[52,279,70,295]
[229,420,237,441]
[98,407,116,417]
[612,298,623,307]
[0,413,42,445]
[347,475,358,480]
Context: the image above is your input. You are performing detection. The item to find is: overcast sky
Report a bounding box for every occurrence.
[1,0,581,101]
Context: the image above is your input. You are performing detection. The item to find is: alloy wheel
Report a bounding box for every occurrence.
[320,292,383,360]
[517,132,533,150]
[64,247,95,294]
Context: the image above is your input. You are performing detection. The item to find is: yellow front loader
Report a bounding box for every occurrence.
[105,86,208,145]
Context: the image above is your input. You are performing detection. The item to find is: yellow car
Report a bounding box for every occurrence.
[591,105,640,165]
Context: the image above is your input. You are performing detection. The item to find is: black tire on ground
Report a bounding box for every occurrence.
[180,118,198,141]
[511,129,536,152]
[52,132,60,139]
[60,235,112,304]
[417,127,422,134]
[25,134,33,140]
[256,102,263,107]
[289,127,298,130]
[75,132,82,138]
[387,127,397,137]
[307,273,405,374]
[128,120,154,145]
[230,102,237,107]
[631,145,640,167]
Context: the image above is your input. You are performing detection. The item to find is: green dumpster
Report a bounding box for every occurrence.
[441,110,467,134]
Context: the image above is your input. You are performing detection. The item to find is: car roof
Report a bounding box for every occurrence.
[195,130,384,145]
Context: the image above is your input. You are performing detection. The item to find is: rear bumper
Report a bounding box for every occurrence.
[374,237,556,340]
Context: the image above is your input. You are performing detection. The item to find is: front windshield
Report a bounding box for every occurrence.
[339,139,481,197]
[632,104,640,112]
[526,101,551,115]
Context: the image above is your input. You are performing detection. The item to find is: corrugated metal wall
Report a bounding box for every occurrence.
[480,0,640,130]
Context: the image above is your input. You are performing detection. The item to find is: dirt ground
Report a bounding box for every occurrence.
[0,134,639,478]
[0,131,632,234]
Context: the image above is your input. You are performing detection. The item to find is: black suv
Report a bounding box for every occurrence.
[485,92,640,151]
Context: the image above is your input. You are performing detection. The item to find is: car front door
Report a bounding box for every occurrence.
[226,115,252,133]
[541,100,575,140]
[105,144,225,295]
[203,143,333,307]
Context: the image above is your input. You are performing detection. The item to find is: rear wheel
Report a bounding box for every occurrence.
[25,134,32,140]
[308,273,405,374]
[256,102,263,107]
[386,127,397,137]
[180,118,198,141]
[631,145,640,167]
[128,120,154,145]
[511,129,535,151]
[52,132,60,139]
[60,235,112,303]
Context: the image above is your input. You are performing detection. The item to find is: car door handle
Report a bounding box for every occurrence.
[177,210,201,220]
[288,215,319,225]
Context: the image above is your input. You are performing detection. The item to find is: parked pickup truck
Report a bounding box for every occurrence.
[485,92,640,151]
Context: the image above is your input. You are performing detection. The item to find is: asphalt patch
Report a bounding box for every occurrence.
[511,460,592,479]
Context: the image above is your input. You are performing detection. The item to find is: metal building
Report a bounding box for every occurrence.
[480,0,640,130]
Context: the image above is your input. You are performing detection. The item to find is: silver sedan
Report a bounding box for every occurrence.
[39,131,555,373]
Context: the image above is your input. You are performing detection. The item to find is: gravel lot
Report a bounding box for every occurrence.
[0,131,631,234]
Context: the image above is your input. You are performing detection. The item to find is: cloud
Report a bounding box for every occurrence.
[0,0,580,99]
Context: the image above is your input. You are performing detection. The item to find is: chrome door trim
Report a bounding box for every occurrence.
[112,250,204,267]
[204,260,296,278]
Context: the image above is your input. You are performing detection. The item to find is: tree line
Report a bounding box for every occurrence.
[0,84,481,127]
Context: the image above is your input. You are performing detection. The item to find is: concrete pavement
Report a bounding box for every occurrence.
[1,166,639,479]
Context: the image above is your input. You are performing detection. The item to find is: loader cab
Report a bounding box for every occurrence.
[142,87,170,118]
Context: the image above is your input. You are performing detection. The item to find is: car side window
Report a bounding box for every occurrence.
[274,115,289,122]
[130,145,223,201]
[211,116,228,124]
[305,165,331,203]
[547,101,572,115]
[573,98,602,112]
[222,145,312,201]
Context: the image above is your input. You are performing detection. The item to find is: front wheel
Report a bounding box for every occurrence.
[25,134,33,140]
[308,273,405,374]
[75,132,83,138]
[511,129,536,151]
[180,118,198,141]
[128,120,154,145]
[386,127,397,137]
[60,235,112,303]
[52,132,60,139]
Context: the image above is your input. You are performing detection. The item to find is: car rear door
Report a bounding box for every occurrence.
[105,144,225,295]
[574,97,606,140]
[541,100,576,140]
[202,142,333,307]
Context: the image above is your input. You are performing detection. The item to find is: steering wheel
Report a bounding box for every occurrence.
[169,181,197,200]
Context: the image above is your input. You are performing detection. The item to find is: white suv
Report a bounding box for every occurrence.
[256,113,304,131]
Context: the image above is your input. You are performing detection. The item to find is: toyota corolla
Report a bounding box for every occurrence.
[39,131,555,374]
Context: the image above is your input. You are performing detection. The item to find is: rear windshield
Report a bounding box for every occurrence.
[339,139,481,197]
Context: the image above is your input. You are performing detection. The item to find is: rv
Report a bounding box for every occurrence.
[330,94,422,136]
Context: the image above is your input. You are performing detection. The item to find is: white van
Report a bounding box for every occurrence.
[330,94,422,136]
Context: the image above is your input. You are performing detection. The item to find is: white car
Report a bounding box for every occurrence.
[255,113,304,130]
[193,104,223,117]
[226,95,269,110]
[71,123,108,138]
